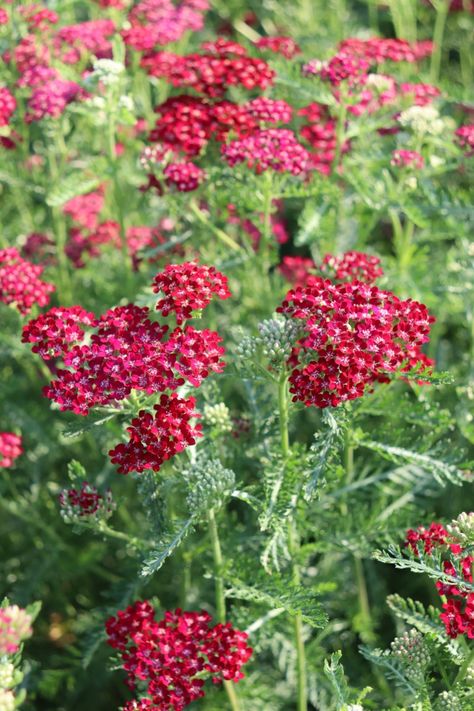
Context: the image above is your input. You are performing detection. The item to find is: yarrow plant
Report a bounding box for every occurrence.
[1,1,473,710]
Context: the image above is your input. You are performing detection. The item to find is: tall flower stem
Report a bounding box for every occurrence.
[261,170,275,279]
[334,89,348,172]
[278,373,307,711]
[430,0,450,83]
[207,509,242,711]
[344,433,375,643]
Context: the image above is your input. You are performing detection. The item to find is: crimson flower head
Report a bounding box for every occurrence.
[163,162,206,192]
[222,129,310,175]
[391,149,424,170]
[0,432,23,468]
[59,481,115,521]
[320,251,383,284]
[277,278,435,408]
[22,306,97,360]
[152,262,231,324]
[109,394,202,474]
[105,602,252,710]
[0,87,16,126]
[0,248,55,314]
[256,36,301,59]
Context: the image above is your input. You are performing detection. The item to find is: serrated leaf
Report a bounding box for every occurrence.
[46,175,102,207]
[140,517,195,577]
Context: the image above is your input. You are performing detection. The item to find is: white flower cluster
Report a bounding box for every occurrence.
[203,402,233,433]
[398,106,445,135]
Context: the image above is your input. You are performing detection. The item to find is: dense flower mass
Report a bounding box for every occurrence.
[163,162,206,191]
[0,248,55,314]
[0,88,16,126]
[21,306,97,359]
[320,251,384,284]
[0,433,23,468]
[256,35,301,59]
[222,129,310,175]
[277,278,434,407]
[106,602,252,709]
[142,44,274,97]
[338,37,433,63]
[25,78,83,122]
[405,522,474,639]
[122,0,208,51]
[152,261,231,323]
[0,606,32,655]
[109,394,202,474]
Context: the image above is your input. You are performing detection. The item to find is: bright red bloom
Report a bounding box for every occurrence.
[152,262,231,324]
[142,49,274,97]
[222,129,310,175]
[320,251,384,284]
[318,53,369,86]
[149,95,215,156]
[256,36,301,59]
[105,602,252,709]
[405,522,449,555]
[163,162,206,192]
[277,278,434,408]
[243,97,293,125]
[391,149,424,169]
[298,103,343,174]
[0,433,23,468]
[0,248,55,314]
[22,306,97,360]
[109,394,202,474]
[165,326,226,386]
[0,87,16,126]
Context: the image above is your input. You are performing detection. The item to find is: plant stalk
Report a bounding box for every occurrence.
[207,509,242,711]
[278,374,307,711]
[430,0,450,83]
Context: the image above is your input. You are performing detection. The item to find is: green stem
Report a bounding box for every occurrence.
[207,509,242,711]
[430,0,450,83]
[189,200,244,253]
[47,127,72,304]
[261,171,275,277]
[454,646,474,685]
[334,87,348,171]
[278,374,307,711]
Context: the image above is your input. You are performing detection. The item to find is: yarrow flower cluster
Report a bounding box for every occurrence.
[255,36,301,59]
[0,88,16,126]
[338,37,433,64]
[455,124,474,155]
[59,481,115,521]
[152,261,231,323]
[222,129,310,175]
[105,602,252,710]
[23,263,229,473]
[277,277,434,408]
[141,41,274,97]
[0,248,55,314]
[122,0,208,52]
[320,251,384,284]
[405,521,474,639]
[0,606,32,655]
[391,149,424,169]
[0,433,22,468]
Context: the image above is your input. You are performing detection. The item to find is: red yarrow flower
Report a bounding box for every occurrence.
[59,481,114,519]
[320,251,384,284]
[277,278,435,408]
[105,602,252,710]
[0,247,55,314]
[163,161,206,192]
[152,261,231,324]
[22,306,97,360]
[256,36,301,59]
[0,432,23,468]
[391,149,424,169]
[222,129,310,175]
[0,87,16,126]
[109,394,202,474]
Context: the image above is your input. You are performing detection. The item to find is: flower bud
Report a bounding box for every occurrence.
[435,691,462,711]
[0,663,15,690]
[203,403,232,434]
[257,317,300,365]
[0,689,15,711]
[390,629,430,680]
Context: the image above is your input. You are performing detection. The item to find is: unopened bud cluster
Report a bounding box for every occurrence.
[59,482,115,524]
[186,458,235,514]
[398,106,446,136]
[0,663,15,690]
[390,629,430,679]
[0,689,15,711]
[203,403,232,434]
[257,318,300,365]
[235,334,258,360]
[89,59,125,87]
[447,512,474,547]
[435,691,463,711]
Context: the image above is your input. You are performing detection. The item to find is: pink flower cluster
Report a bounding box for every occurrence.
[222,129,310,175]
[0,605,33,655]
[277,278,434,408]
[109,394,202,474]
[152,261,231,323]
[298,103,341,175]
[456,124,474,155]
[25,77,83,123]
[163,162,206,192]
[0,432,23,468]
[391,149,424,169]
[122,0,208,52]
[0,247,55,314]
[320,251,384,284]
[338,37,433,64]
[142,41,274,97]
[59,481,114,518]
[19,4,58,30]
[405,523,474,639]
[255,36,301,59]
[0,87,16,126]
[105,602,252,710]
[0,8,8,25]
[317,54,370,87]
